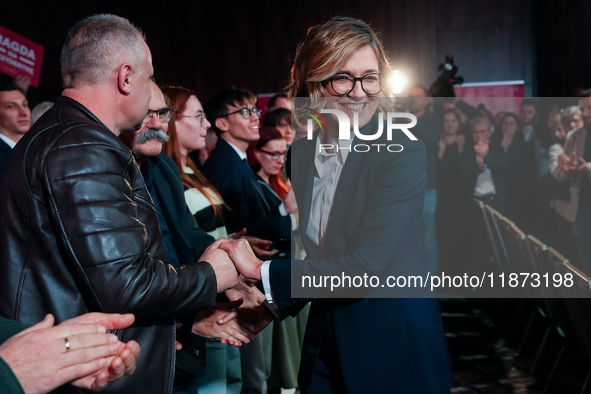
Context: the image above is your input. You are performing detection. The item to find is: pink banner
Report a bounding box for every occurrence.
[0,26,44,87]
[453,81,525,115]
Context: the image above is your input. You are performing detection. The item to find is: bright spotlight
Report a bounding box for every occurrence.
[389,69,406,95]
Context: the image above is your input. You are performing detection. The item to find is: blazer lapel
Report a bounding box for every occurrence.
[290,135,316,253]
[322,116,380,249]
[220,139,272,213]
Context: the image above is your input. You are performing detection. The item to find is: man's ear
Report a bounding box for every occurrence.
[117,64,134,95]
[215,117,229,132]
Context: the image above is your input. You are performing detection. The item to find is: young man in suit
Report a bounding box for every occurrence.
[203,88,293,248]
[203,88,294,394]
[0,80,30,177]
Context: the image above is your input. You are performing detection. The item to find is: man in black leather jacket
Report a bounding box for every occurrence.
[0,14,239,394]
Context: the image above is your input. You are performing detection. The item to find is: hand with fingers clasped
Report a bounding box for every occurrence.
[0,312,140,394]
[222,275,275,335]
[199,237,240,292]
[192,300,256,346]
[219,238,265,282]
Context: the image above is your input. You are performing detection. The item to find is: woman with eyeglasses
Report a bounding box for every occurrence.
[223,16,454,393]
[246,127,290,213]
[161,86,227,239]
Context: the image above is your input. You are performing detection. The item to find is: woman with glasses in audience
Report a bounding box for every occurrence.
[246,127,292,220]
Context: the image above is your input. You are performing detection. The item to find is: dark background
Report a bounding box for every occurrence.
[1,0,588,105]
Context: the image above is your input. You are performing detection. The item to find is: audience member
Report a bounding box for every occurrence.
[552,91,591,273]
[0,313,139,394]
[246,126,305,393]
[520,98,538,142]
[490,112,533,229]
[203,88,293,247]
[0,80,30,177]
[262,108,293,145]
[460,117,504,272]
[164,86,280,394]
[408,84,443,273]
[266,92,290,112]
[436,109,465,273]
[0,14,241,394]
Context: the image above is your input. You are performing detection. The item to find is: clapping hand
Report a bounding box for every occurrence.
[0,313,139,394]
[560,152,588,177]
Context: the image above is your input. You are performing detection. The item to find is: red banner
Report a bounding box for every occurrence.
[0,26,44,87]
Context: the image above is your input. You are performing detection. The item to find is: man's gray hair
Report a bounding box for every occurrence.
[560,105,581,120]
[60,14,146,88]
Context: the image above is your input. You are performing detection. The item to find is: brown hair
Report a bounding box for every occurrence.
[161,86,224,216]
[288,16,392,106]
[246,126,289,200]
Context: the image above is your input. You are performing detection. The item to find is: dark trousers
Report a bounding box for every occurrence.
[305,312,347,394]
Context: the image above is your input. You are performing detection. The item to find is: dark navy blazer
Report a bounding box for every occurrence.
[270,116,453,393]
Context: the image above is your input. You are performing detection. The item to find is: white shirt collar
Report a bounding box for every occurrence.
[314,130,351,162]
[226,140,247,160]
[0,133,16,149]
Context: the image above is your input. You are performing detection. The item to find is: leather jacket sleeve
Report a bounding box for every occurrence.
[41,127,217,320]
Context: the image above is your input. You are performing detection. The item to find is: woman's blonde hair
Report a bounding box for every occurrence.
[288,16,393,104]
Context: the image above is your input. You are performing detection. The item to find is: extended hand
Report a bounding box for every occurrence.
[218,301,274,336]
[222,276,274,335]
[242,236,277,259]
[199,238,239,292]
[219,239,264,281]
[192,300,255,346]
[225,275,267,309]
[231,228,277,259]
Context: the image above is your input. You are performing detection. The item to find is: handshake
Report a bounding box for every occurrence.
[192,237,276,346]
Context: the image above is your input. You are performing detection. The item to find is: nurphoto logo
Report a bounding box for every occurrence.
[303,107,419,153]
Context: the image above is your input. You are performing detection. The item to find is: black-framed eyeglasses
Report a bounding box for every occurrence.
[143,108,173,124]
[258,149,287,160]
[176,112,208,127]
[328,72,384,96]
[221,107,262,119]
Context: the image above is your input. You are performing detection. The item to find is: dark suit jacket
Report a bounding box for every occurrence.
[202,138,291,242]
[0,138,12,180]
[270,116,453,393]
[143,153,215,260]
